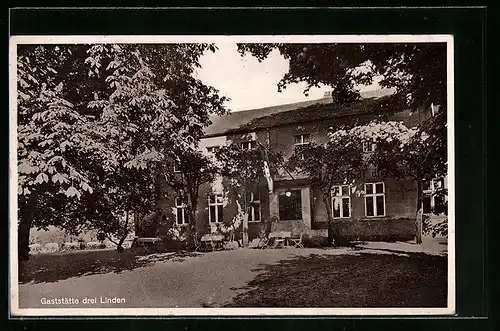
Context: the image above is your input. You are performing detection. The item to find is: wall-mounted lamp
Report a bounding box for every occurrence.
[285,191,292,197]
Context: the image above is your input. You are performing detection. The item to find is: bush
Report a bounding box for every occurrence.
[302,234,328,248]
[423,216,448,238]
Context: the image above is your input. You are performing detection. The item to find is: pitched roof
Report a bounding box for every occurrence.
[203,88,397,137]
[203,98,332,137]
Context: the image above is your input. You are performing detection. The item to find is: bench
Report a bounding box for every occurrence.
[133,237,162,252]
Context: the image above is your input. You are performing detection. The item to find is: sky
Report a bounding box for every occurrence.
[194,43,379,112]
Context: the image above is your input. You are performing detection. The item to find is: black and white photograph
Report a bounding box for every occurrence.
[9,35,455,316]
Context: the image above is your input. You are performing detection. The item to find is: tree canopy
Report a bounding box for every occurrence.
[214,143,284,245]
[287,129,364,244]
[237,43,447,109]
[239,43,448,243]
[16,43,228,258]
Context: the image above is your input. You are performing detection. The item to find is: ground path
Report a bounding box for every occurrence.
[17,242,448,309]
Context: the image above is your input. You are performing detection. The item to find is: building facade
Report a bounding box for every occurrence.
[156,90,442,245]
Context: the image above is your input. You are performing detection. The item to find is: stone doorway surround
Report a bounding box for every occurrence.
[269,186,311,232]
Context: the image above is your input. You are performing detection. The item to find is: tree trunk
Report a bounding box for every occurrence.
[116,210,130,252]
[186,206,196,250]
[18,193,36,262]
[323,192,335,246]
[134,211,141,237]
[415,174,423,244]
[236,199,249,247]
[186,191,198,251]
[18,217,32,262]
[242,200,249,248]
[231,221,243,248]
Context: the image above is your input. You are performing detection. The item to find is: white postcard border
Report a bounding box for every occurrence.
[9,34,456,317]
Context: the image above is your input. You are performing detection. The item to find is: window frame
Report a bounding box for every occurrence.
[175,196,187,226]
[208,193,224,223]
[293,134,311,158]
[362,140,376,153]
[293,134,311,147]
[423,178,447,214]
[331,185,351,219]
[364,182,386,217]
[173,163,181,173]
[206,146,219,154]
[248,191,261,223]
[240,141,257,150]
[206,146,220,162]
[278,189,303,221]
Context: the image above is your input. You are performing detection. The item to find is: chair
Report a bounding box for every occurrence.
[290,232,304,248]
[194,233,203,252]
[223,232,235,250]
[260,235,271,249]
[203,234,217,252]
[273,236,286,249]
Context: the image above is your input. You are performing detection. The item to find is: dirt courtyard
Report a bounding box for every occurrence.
[16,244,448,310]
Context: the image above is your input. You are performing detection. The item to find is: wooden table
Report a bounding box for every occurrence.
[200,234,224,251]
[268,231,292,248]
[134,237,162,252]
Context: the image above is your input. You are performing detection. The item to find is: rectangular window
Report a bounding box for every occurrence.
[423,195,432,214]
[173,163,180,173]
[279,189,302,221]
[208,194,224,223]
[362,140,376,153]
[206,146,219,154]
[422,179,432,191]
[206,146,220,162]
[175,196,187,225]
[240,141,257,150]
[434,195,446,214]
[294,134,310,145]
[423,178,447,214]
[248,192,261,222]
[332,185,351,218]
[365,182,386,217]
[294,134,311,155]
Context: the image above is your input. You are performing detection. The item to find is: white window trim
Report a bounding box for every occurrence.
[364,182,386,217]
[173,163,181,173]
[278,189,303,221]
[423,178,447,214]
[206,146,219,154]
[430,103,441,116]
[241,141,257,150]
[208,194,224,223]
[206,146,220,163]
[293,134,311,148]
[362,140,376,153]
[248,192,261,223]
[175,197,187,226]
[331,185,351,219]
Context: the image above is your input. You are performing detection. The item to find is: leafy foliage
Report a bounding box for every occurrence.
[16,43,228,258]
[287,130,364,244]
[215,143,283,194]
[240,42,448,241]
[166,148,219,247]
[238,42,447,178]
[349,118,448,237]
[237,43,446,109]
[214,143,284,242]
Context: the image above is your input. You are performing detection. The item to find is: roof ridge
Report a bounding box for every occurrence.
[204,88,397,137]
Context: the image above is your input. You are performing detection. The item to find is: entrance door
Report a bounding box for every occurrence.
[278,189,302,221]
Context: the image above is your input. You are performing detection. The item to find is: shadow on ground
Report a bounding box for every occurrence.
[19,249,202,284]
[223,252,447,308]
